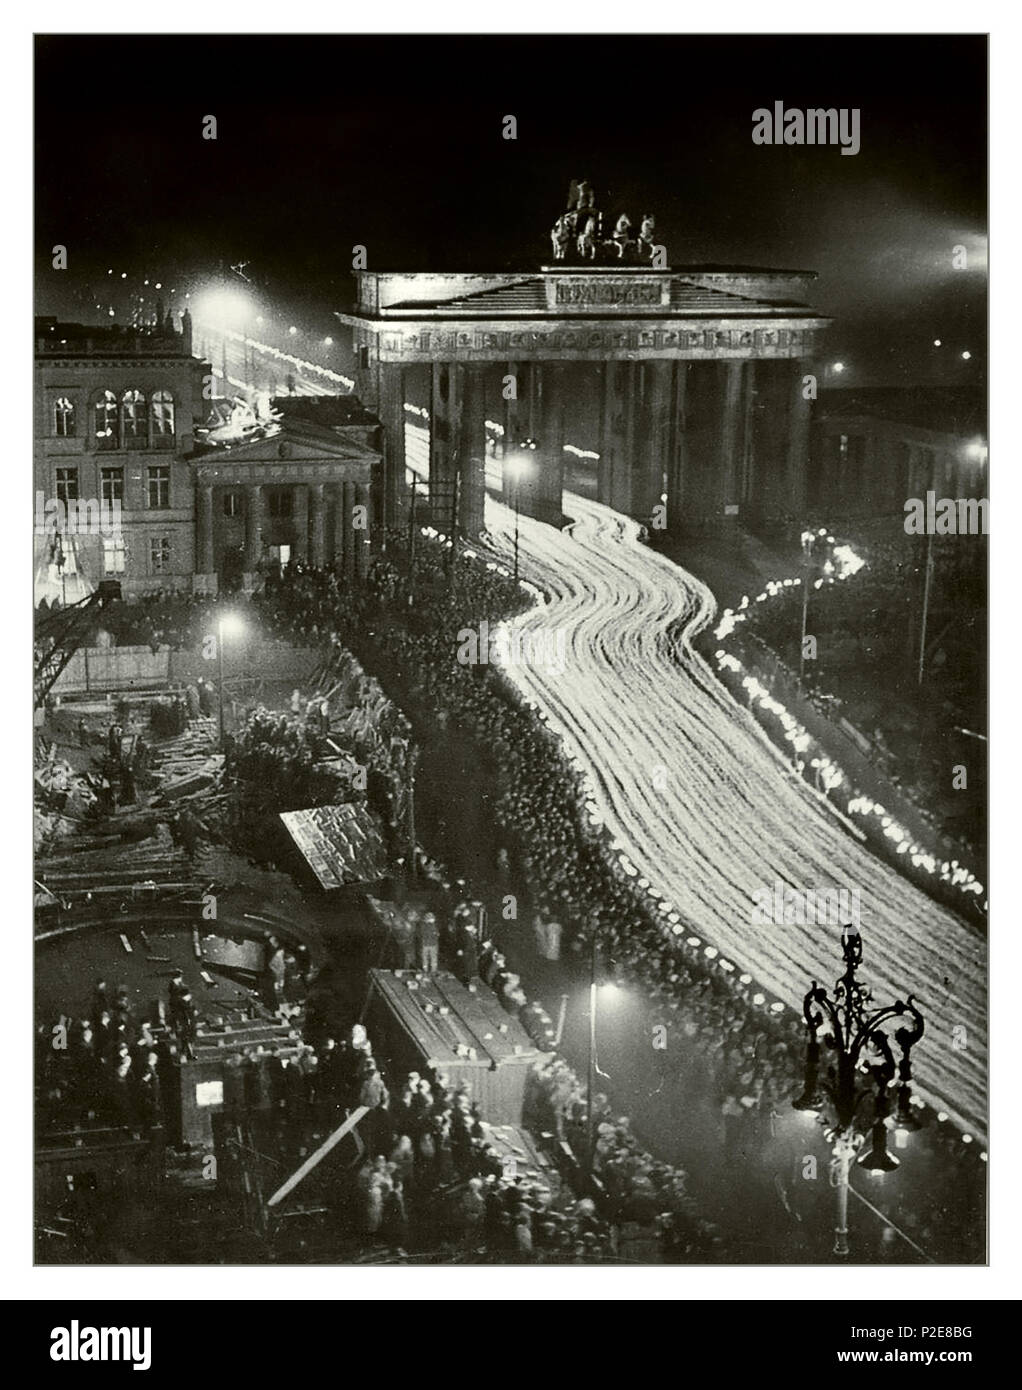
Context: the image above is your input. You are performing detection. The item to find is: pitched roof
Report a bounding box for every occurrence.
[382,275,811,317]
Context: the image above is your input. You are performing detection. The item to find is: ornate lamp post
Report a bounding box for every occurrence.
[794,928,925,1256]
[216,613,246,749]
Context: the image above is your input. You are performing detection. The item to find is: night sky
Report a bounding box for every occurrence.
[35,34,987,385]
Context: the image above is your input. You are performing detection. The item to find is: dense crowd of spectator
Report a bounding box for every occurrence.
[37,981,164,1137]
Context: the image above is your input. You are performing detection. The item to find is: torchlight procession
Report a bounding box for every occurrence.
[27,25,1002,1343]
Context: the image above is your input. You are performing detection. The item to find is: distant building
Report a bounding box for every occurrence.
[189,394,378,591]
[35,317,381,602]
[34,313,209,599]
[810,387,988,520]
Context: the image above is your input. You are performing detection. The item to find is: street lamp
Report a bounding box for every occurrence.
[798,527,830,689]
[216,613,246,748]
[795,928,925,1257]
[193,283,256,391]
[585,929,620,1173]
[505,440,537,583]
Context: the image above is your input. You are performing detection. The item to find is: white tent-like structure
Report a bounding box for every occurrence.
[33,528,94,608]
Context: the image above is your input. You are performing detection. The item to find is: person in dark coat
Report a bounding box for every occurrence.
[91,979,110,1022]
[134,1054,162,1131]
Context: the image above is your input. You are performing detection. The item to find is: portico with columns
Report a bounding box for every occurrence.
[191,422,377,592]
[338,264,828,539]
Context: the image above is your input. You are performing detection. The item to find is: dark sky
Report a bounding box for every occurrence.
[35,34,987,384]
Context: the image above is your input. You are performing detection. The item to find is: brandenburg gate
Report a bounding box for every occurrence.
[337,195,830,538]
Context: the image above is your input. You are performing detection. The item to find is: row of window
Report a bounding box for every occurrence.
[56,465,171,510]
[52,390,176,449]
[53,475,303,516]
[99,536,173,577]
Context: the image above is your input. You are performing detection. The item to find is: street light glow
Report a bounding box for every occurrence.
[193,284,253,330]
[933,338,942,346]
[961,350,972,360]
[505,455,534,483]
[218,613,246,641]
[323,336,333,346]
[288,325,298,336]
[832,361,845,373]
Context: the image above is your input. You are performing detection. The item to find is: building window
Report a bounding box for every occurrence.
[102,537,126,575]
[223,490,242,517]
[151,390,175,448]
[147,465,170,509]
[53,397,76,437]
[55,468,78,503]
[268,490,292,518]
[149,537,171,574]
[121,389,148,446]
[838,434,850,462]
[100,467,124,504]
[94,390,119,450]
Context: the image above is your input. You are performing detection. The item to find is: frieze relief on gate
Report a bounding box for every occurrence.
[378,323,815,360]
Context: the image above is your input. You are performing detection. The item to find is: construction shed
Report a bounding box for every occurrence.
[365,968,548,1126]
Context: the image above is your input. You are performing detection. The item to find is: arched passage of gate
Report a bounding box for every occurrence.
[337,265,829,538]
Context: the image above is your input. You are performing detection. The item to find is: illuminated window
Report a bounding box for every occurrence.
[151,390,175,448]
[195,1080,223,1107]
[94,390,119,449]
[121,389,148,446]
[147,465,170,509]
[223,490,241,517]
[53,397,76,437]
[100,467,123,504]
[102,536,126,575]
[55,468,78,503]
[149,537,171,574]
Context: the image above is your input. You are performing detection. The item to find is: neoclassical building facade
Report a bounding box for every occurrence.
[34,318,381,600]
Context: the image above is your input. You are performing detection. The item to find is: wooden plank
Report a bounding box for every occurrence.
[266,1106,369,1208]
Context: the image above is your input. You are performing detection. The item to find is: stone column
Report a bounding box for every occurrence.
[378,365,405,530]
[309,482,326,568]
[429,362,458,520]
[598,361,616,507]
[457,364,487,537]
[291,484,309,563]
[341,481,356,581]
[244,484,264,572]
[196,483,214,574]
[354,483,371,578]
[785,359,812,518]
[332,483,343,569]
[718,361,745,524]
[666,362,688,534]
